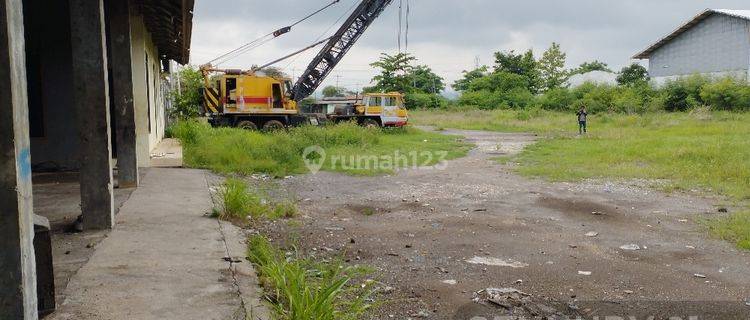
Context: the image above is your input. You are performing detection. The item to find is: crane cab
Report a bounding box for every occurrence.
[203,71,317,130]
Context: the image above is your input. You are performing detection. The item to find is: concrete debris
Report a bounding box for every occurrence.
[619,244,641,251]
[442,279,457,285]
[585,231,599,237]
[411,310,430,318]
[578,271,592,276]
[381,286,395,294]
[466,256,529,268]
[474,287,580,318]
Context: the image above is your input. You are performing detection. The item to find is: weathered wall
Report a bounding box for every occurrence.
[26,0,79,171]
[648,14,750,78]
[131,15,166,167]
[25,4,168,171]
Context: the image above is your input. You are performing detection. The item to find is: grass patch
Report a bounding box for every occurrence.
[706,211,750,250]
[170,121,470,177]
[215,178,297,221]
[414,108,750,249]
[413,109,750,200]
[248,235,374,319]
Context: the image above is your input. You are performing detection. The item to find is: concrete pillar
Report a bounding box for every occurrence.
[70,0,115,230]
[0,0,39,318]
[107,0,138,188]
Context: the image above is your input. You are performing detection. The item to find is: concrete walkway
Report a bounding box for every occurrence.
[50,168,270,320]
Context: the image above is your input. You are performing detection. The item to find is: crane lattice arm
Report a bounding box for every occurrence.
[291,0,394,101]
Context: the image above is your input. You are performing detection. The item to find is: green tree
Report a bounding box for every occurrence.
[617,63,649,86]
[538,42,568,92]
[493,49,540,92]
[366,52,416,93]
[452,66,488,92]
[571,60,612,75]
[170,66,205,119]
[322,86,351,98]
[409,65,445,94]
[253,66,287,79]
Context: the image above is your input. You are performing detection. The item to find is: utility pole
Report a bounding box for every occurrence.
[474,56,481,69]
[335,74,341,88]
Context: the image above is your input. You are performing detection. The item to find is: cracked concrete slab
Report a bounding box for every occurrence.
[49,168,270,320]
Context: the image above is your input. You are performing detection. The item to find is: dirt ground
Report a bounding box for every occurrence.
[256,129,750,319]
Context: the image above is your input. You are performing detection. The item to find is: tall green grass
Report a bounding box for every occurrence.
[171,121,470,176]
[248,235,373,320]
[215,178,297,221]
[706,211,750,250]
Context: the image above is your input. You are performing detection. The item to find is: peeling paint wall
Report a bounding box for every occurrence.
[131,14,167,167]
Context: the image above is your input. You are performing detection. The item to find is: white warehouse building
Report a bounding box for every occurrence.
[634,9,750,84]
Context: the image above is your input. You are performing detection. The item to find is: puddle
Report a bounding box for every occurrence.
[465,256,529,268]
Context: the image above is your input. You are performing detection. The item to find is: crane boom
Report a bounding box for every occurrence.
[291,0,394,101]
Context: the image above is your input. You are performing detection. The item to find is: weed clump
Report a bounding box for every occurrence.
[248,235,374,319]
[215,178,297,221]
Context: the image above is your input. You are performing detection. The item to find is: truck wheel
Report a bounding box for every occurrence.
[362,118,380,128]
[236,120,258,130]
[263,120,285,131]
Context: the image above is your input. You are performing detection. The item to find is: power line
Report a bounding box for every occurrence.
[206,0,342,67]
[405,0,410,51]
[397,0,403,52]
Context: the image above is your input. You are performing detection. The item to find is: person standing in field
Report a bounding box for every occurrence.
[577,106,588,134]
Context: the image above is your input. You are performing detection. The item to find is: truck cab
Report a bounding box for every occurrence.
[324,92,408,128]
[358,93,409,127]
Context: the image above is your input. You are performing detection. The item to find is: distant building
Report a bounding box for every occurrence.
[633,9,750,84]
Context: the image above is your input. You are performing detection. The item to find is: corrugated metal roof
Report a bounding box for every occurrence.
[633,9,750,59]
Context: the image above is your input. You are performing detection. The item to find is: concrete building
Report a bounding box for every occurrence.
[1,0,193,318]
[634,9,750,84]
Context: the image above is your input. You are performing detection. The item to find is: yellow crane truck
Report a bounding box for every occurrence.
[200,0,408,129]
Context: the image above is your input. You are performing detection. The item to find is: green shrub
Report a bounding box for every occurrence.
[502,87,536,109]
[699,77,750,111]
[662,75,711,111]
[404,92,447,109]
[170,67,205,119]
[457,90,502,110]
[468,71,530,93]
[538,87,575,111]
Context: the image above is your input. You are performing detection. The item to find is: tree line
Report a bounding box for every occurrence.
[355,44,750,113]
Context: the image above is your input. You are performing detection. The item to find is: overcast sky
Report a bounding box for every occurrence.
[189,0,748,96]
